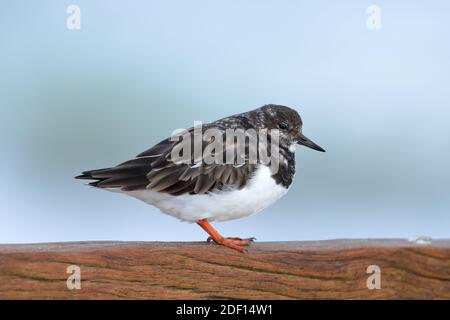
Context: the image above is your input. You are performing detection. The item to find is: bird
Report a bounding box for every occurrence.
[75,104,325,252]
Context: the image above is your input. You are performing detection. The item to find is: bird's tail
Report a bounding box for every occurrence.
[75,168,110,187]
[75,158,152,190]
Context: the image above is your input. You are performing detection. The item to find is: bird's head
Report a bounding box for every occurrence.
[257,104,326,152]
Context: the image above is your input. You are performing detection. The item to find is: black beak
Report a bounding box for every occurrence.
[297,133,326,152]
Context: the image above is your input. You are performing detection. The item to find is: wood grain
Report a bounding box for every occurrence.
[0,239,449,299]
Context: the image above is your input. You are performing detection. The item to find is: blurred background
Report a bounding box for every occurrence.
[1,1,449,243]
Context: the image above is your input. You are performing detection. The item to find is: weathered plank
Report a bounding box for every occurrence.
[0,239,449,299]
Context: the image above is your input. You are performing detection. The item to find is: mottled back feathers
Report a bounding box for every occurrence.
[76,104,301,195]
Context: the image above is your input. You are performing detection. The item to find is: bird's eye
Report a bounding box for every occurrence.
[278,122,289,130]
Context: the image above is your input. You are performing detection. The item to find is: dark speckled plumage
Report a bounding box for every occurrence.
[76,104,324,194]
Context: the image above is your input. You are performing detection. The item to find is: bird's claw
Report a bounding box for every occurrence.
[206,236,255,253]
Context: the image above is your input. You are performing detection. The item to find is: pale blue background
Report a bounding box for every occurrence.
[1,1,449,243]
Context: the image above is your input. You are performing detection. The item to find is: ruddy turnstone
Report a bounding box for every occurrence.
[76,104,325,252]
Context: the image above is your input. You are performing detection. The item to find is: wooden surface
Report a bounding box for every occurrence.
[0,239,449,299]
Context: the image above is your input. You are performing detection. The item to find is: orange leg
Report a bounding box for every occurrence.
[196,219,255,253]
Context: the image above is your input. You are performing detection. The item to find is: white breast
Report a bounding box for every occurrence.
[109,165,289,222]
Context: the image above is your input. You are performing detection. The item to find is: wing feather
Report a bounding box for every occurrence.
[76,124,262,195]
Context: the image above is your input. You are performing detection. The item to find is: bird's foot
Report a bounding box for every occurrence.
[206,236,256,253]
[197,219,255,253]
